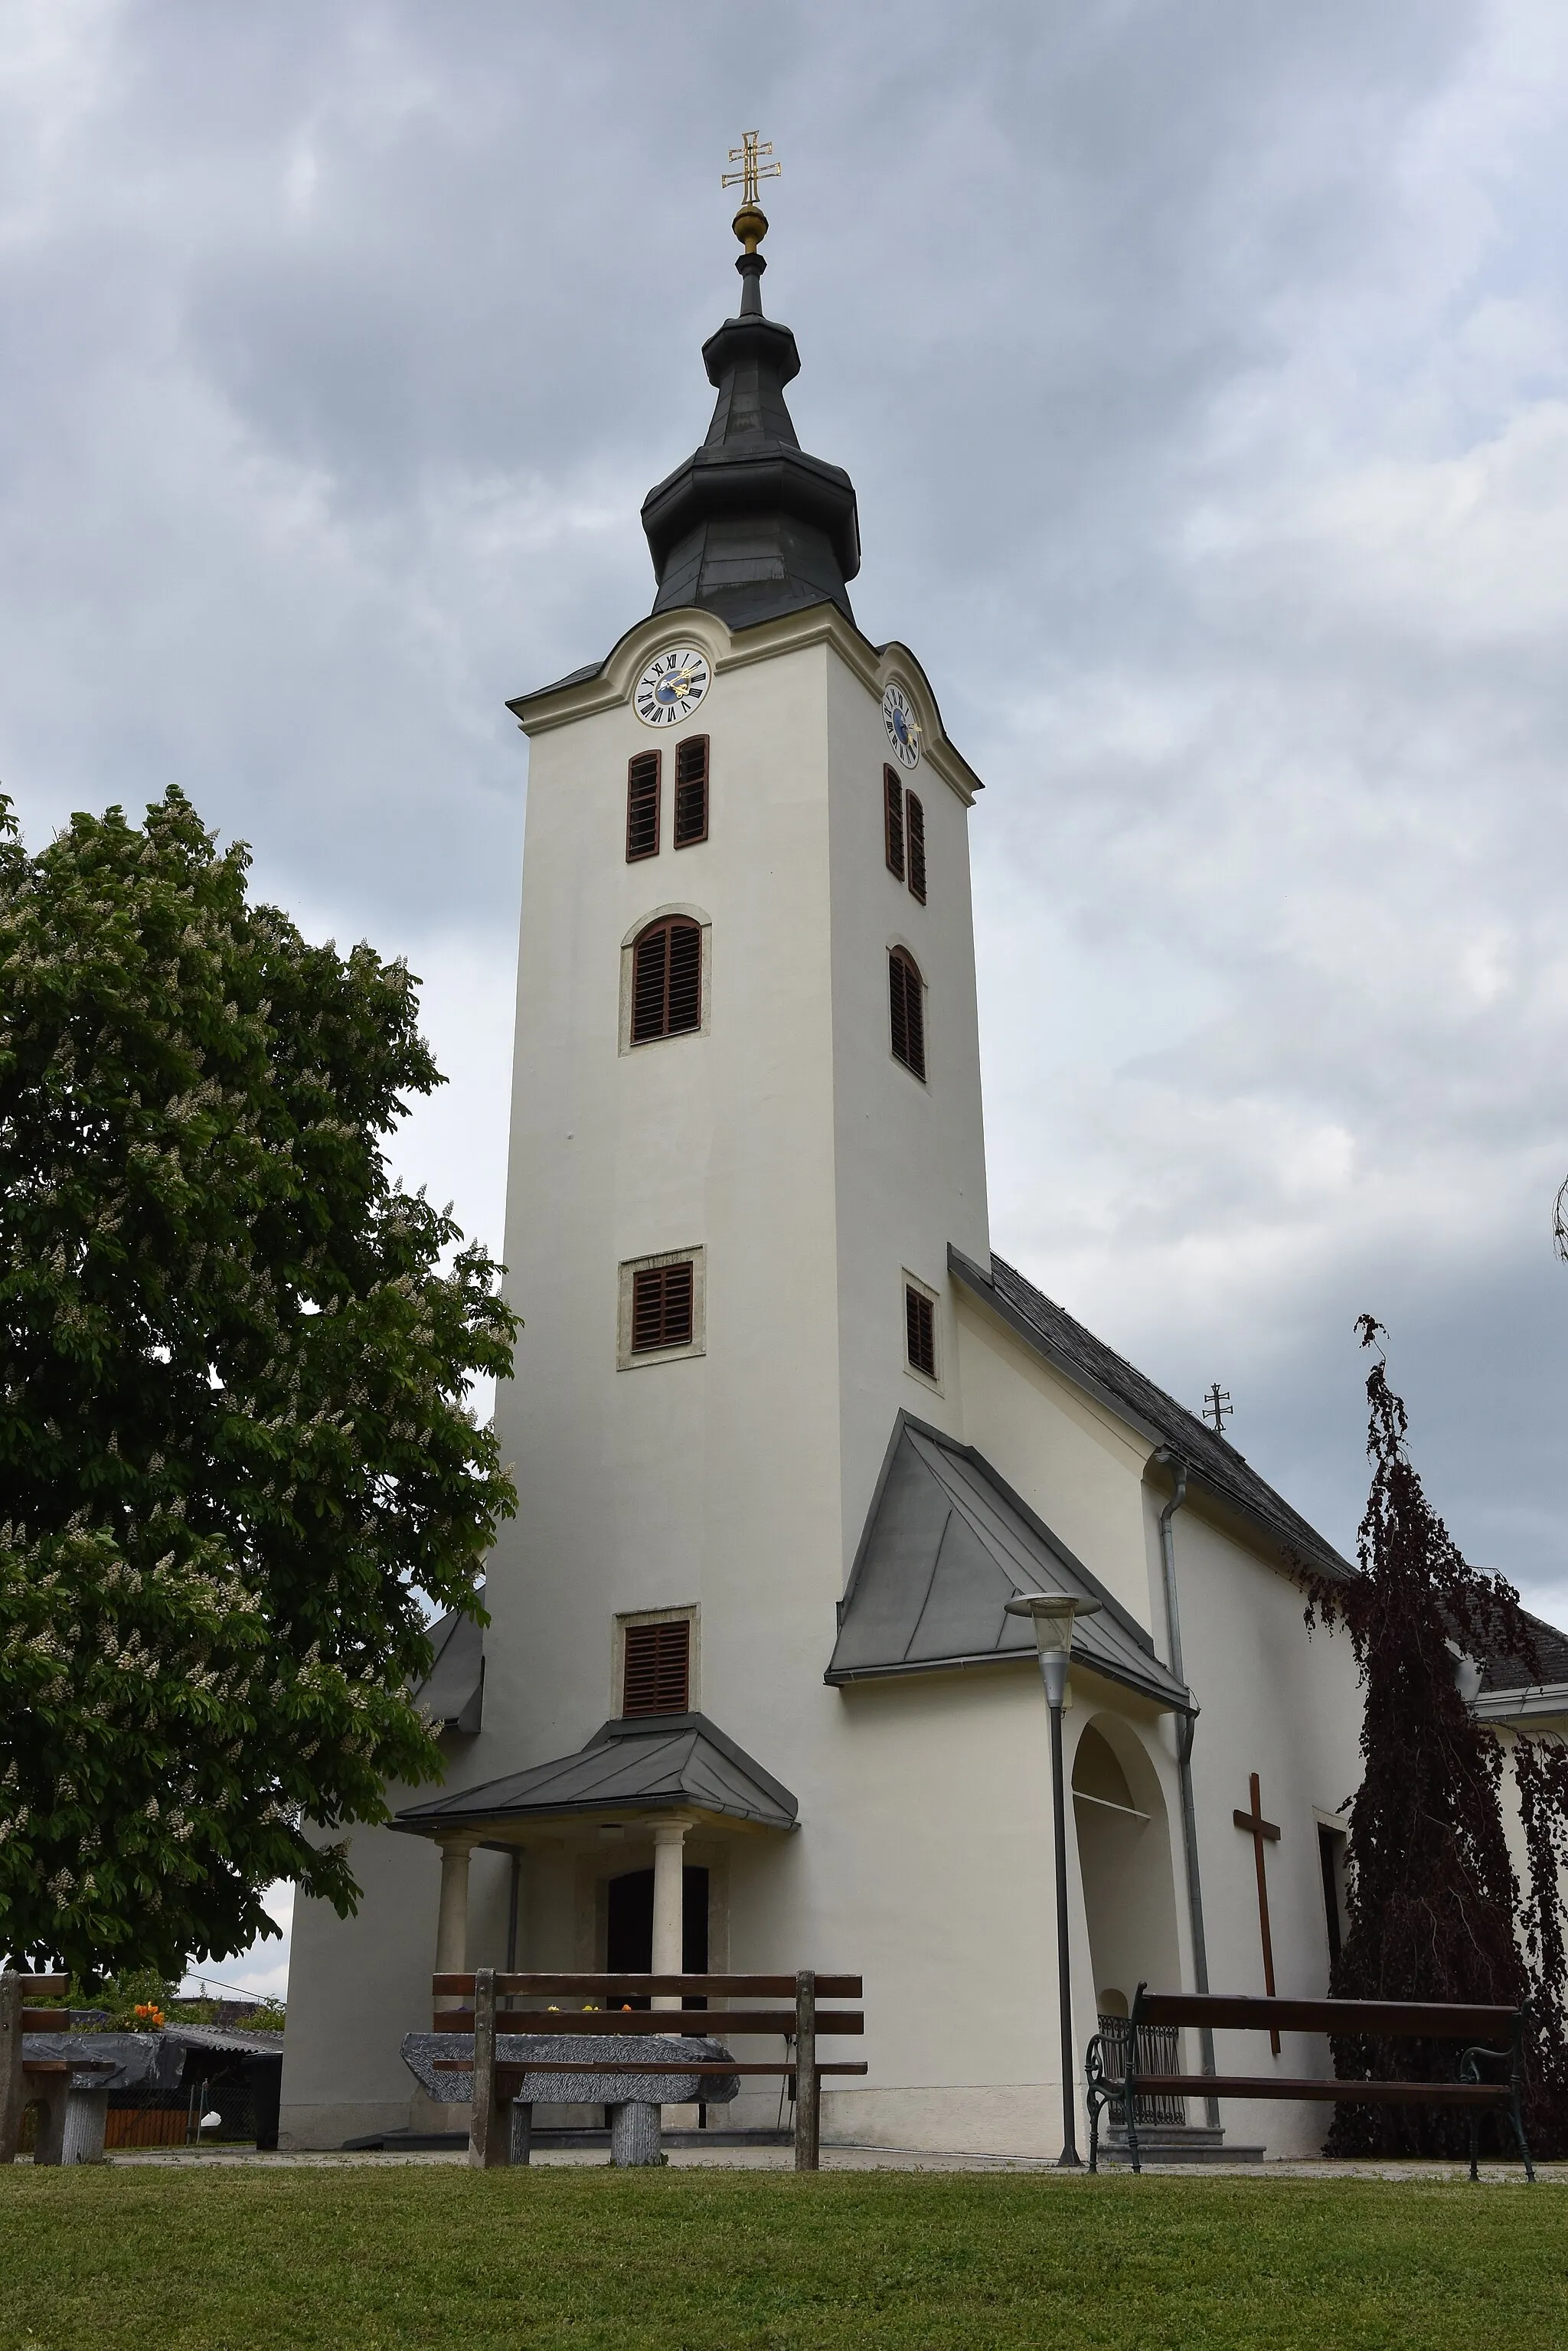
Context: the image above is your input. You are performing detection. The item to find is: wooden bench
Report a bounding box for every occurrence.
[426,1970,864,2170]
[1085,1985,1534,2179]
[1,1971,119,2166]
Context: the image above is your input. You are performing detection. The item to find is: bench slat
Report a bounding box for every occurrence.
[1135,1994,1518,2039]
[14,1974,70,1996]
[430,2009,862,2037]
[1123,2073,1512,2107]
[433,1974,862,2001]
[432,2059,870,2076]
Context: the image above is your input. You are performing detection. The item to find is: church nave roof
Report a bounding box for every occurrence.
[950,1247,1354,1585]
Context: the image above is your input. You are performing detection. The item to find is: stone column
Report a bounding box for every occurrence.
[434,1835,476,2010]
[649,1820,690,2010]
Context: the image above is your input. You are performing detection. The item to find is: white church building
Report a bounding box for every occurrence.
[280,197,1382,2160]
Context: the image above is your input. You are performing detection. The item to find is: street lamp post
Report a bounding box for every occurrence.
[1005,1589,1102,2169]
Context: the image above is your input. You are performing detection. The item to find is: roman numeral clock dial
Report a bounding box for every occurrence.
[882,681,921,769]
[635,648,711,727]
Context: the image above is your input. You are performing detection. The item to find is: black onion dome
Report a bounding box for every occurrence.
[641,245,860,630]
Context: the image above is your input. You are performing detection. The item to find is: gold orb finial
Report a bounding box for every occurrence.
[731,201,769,255]
[722,131,779,252]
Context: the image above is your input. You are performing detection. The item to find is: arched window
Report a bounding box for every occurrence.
[888,947,926,1080]
[632,916,703,1043]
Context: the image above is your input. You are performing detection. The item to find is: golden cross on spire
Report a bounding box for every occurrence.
[722,131,780,209]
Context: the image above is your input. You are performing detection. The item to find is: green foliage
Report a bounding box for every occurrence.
[0,787,518,1979]
[79,1967,178,2030]
[0,2170,1562,2351]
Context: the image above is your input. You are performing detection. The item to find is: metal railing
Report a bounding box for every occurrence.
[1094,2014,1187,2124]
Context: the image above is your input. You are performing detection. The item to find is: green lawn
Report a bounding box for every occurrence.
[0,2167,1560,2351]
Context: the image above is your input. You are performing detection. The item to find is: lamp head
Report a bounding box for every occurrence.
[1004,1592,1101,1708]
[1004,1591,1101,1653]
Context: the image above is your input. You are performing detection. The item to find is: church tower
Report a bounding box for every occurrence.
[283,158,1374,2162]
[472,178,991,1976]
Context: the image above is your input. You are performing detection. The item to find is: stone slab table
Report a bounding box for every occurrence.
[21,2031,183,2165]
[401,2031,740,2166]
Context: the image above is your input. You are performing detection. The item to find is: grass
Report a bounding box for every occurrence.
[0,2166,1562,2351]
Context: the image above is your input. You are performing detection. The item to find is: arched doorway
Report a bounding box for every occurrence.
[606,1865,710,2000]
[1071,1717,1180,2019]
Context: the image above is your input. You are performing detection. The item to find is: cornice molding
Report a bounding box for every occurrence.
[508,602,982,806]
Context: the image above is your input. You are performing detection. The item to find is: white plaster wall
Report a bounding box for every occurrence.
[824,649,990,1569]
[481,614,844,1798]
[1164,1496,1365,2153]
[954,1293,1158,1631]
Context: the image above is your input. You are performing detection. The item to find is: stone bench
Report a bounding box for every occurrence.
[403,2027,740,2165]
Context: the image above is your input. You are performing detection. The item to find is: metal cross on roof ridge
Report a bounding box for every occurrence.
[1203,1382,1233,1438]
[723,130,781,208]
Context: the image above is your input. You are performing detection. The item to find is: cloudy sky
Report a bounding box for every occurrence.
[5,2,1567,1990]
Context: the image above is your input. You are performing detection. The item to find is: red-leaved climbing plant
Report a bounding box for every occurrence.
[1305,1318,1568,2157]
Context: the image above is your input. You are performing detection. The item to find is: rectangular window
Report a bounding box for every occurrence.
[889,949,926,1081]
[622,1618,691,1716]
[626,750,661,861]
[618,1249,704,1367]
[631,1259,694,1353]
[906,1284,937,1379]
[1318,1824,1347,1966]
[884,766,905,880]
[674,735,709,847]
[906,791,926,903]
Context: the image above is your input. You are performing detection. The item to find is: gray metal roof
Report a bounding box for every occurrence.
[166,2023,286,2062]
[827,1415,1191,1711]
[951,1248,1353,1582]
[413,1608,484,1735]
[394,1712,799,1837]
[640,253,860,632]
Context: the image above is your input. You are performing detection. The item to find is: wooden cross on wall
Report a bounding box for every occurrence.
[1234,1772,1282,2052]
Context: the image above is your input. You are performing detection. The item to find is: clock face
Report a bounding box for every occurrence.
[635,647,711,728]
[882,682,920,768]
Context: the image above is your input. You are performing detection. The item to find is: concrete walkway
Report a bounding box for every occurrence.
[102,2144,1560,2181]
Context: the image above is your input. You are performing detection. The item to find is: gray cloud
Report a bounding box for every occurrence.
[4,0,1567,1638]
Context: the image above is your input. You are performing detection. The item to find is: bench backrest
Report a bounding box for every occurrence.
[430,1971,863,2038]
[1132,1989,1521,2041]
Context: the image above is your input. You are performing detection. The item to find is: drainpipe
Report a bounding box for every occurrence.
[1157,1452,1220,2131]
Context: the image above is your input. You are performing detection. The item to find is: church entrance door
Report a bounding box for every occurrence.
[606,1866,710,2007]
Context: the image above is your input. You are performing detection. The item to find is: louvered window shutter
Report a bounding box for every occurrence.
[888,948,926,1080]
[906,792,926,903]
[631,918,703,1043]
[631,1259,695,1353]
[884,766,905,879]
[674,736,709,847]
[906,1285,936,1378]
[626,752,661,861]
[622,1618,691,1716]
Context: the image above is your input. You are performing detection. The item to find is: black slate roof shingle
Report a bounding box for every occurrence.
[951,1247,1353,1582]
[1468,1602,1568,1696]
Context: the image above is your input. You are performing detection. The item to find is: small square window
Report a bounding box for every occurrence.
[633,1261,692,1352]
[623,1618,691,1716]
[617,1249,706,1368]
[905,1278,939,1383]
[615,1608,698,1719]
